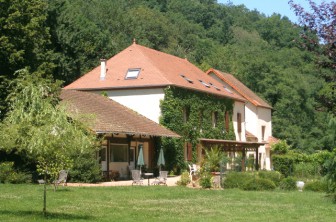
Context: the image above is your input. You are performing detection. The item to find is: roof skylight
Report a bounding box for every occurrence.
[180,74,193,83]
[209,82,221,91]
[199,80,210,88]
[125,68,141,79]
[223,86,233,94]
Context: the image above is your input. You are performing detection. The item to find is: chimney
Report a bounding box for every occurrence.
[100,59,106,80]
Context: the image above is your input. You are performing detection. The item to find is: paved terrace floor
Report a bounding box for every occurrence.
[67,176,181,187]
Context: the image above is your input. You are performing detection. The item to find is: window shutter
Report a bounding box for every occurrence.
[225,111,230,132]
[186,143,192,161]
[237,113,242,133]
[261,125,266,141]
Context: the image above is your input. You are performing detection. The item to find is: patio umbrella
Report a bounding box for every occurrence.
[157,146,165,171]
[137,144,145,174]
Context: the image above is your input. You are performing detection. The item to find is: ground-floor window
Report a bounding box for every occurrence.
[110,144,128,162]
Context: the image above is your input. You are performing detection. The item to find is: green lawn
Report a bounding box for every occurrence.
[0,184,335,222]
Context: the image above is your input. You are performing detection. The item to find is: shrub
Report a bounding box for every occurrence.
[258,170,283,186]
[279,177,297,190]
[223,172,254,189]
[243,178,276,191]
[304,180,328,192]
[294,162,320,179]
[7,171,31,184]
[271,140,290,155]
[203,146,228,172]
[0,162,31,184]
[0,162,14,183]
[177,171,190,186]
[272,155,295,177]
[199,172,212,189]
[69,152,102,183]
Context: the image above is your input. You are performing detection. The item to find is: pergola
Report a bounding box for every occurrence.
[200,138,267,171]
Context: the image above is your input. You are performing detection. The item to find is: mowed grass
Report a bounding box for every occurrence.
[0,184,335,222]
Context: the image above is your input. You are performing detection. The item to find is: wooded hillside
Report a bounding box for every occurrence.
[0,0,334,152]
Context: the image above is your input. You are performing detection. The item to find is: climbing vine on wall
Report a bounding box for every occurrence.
[160,86,235,170]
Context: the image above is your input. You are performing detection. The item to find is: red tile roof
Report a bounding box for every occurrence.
[60,89,180,138]
[265,136,279,149]
[64,43,245,102]
[245,130,258,142]
[206,68,272,109]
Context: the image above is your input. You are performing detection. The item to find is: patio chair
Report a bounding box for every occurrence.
[152,171,168,185]
[189,164,197,176]
[54,170,68,188]
[131,170,143,186]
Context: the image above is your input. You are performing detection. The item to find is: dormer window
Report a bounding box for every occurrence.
[209,82,221,91]
[125,68,141,79]
[199,80,210,88]
[180,74,193,83]
[223,86,233,94]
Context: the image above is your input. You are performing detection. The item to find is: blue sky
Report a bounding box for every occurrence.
[218,0,330,23]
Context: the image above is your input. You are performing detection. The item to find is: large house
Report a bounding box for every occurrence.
[60,89,179,179]
[65,42,273,171]
[206,69,273,170]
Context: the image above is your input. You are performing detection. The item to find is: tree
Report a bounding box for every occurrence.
[0,69,98,216]
[289,0,336,115]
[0,0,55,119]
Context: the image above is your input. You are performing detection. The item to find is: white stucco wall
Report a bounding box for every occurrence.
[245,102,258,136]
[95,88,165,123]
[233,101,246,141]
[257,107,272,141]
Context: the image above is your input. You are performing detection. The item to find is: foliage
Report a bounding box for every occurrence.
[0,161,14,183]
[293,162,320,179]
[223,171,255,189]
[0,69,98,214]
[289,0,336,115]
[160,86,234,165]
[161,137,185,174]
[272,155,295,177]
[69,152,102,183]
[279,177,297,191]
[203,146,228,172]
[243,178,276,191]
[176,171,190,186]
[258,170,283,186]
[0,0,55,118]
[324,149,336,201]
[199,172,212,189]
[271,140,290,155]
[0,162,31,184]
[304,180,328,192]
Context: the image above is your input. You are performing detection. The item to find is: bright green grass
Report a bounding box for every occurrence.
[0,184,335,222]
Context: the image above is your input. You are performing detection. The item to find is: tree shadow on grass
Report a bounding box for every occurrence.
[0,210,94,220]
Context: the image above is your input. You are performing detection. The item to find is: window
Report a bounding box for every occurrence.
[212,111,219,127]
[261,125,266,141]
[180,74,193,83]
[183,106,190,123]
[209,82,221,91]
[237,113,242,133]
[185,142,192,161]
[110,144,128,162]
[125,68,141,79]
[98,146,106,163]
[199,80,210,88]
[225,111,230,132]
[223,86,233,94]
